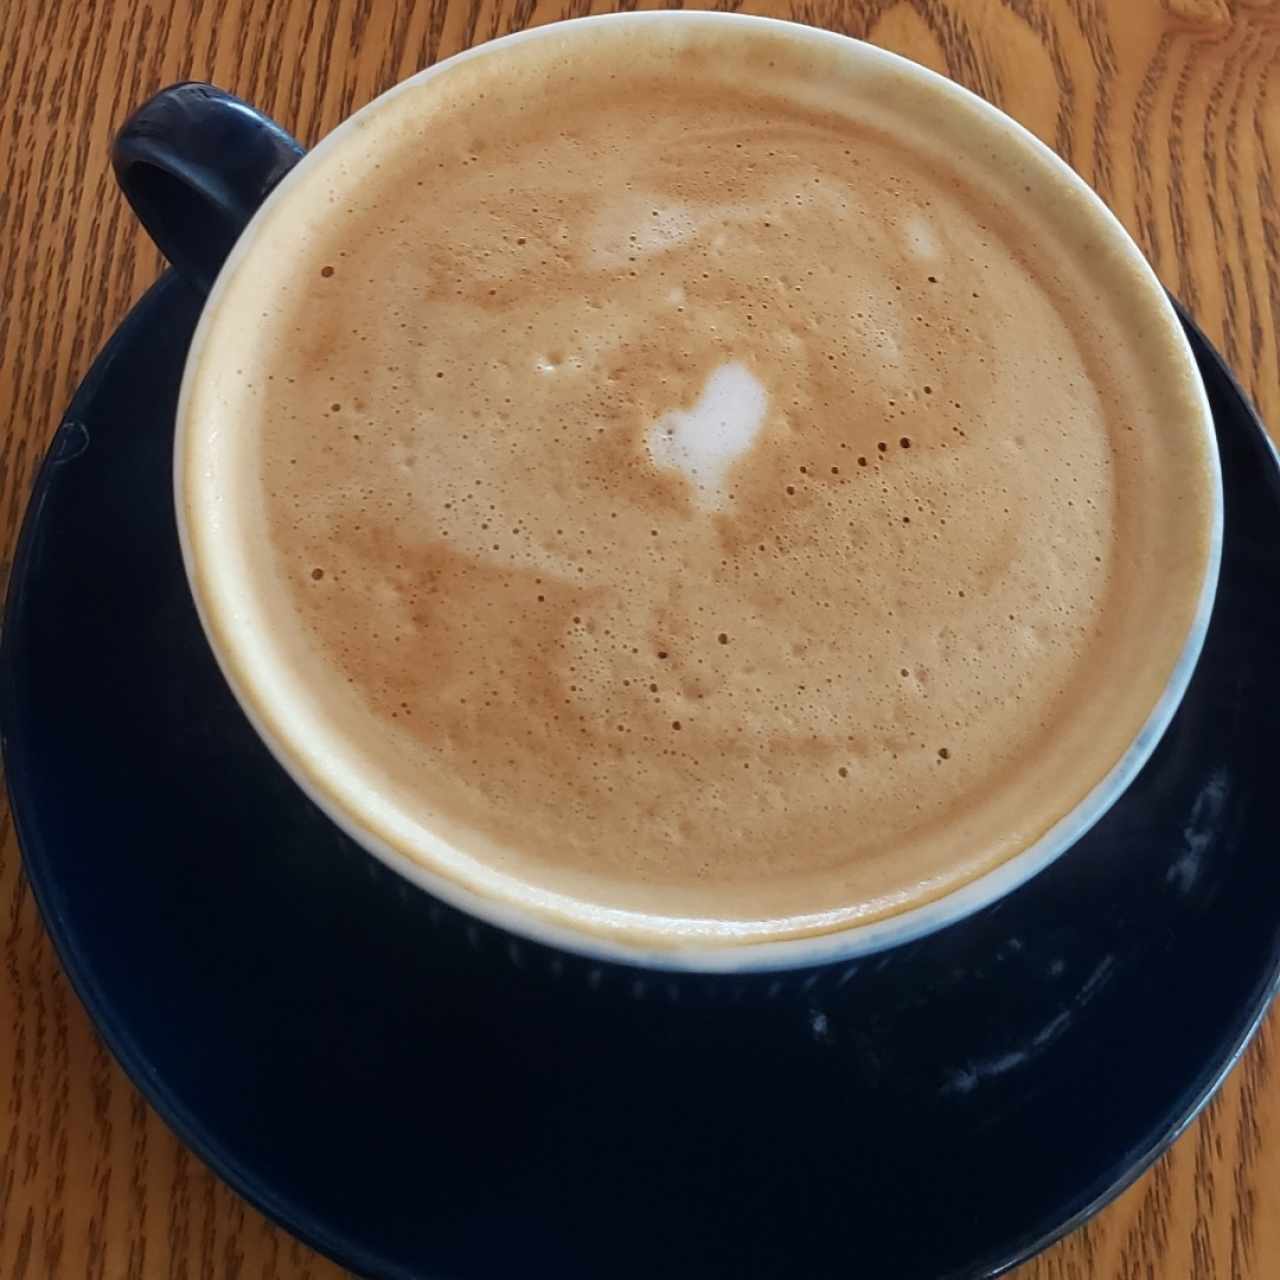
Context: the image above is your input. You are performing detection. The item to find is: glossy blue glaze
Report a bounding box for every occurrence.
[112,83,304,293]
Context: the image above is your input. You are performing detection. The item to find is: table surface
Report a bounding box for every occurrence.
[2,0,1278,1276]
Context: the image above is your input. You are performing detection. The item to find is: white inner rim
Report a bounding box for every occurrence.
[173,12,1224,973]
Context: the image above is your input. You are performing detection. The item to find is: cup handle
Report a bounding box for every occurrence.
[111,83,306,295]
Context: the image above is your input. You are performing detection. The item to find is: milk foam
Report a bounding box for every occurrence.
[646,362,767,508]
[184,19,1217,945]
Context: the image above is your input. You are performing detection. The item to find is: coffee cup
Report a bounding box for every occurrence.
[113,12,1221,973]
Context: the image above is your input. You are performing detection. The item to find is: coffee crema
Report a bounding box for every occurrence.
[183,20,1217,946]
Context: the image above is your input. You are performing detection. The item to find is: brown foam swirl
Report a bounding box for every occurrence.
[183,19,1216,943]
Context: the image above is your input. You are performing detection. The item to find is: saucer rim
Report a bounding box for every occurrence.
[1,273,1276,1280]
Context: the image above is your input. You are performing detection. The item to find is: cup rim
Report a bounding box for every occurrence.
[173,10,1224,974]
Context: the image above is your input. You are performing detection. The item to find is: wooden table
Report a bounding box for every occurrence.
[2,0,1277,1275]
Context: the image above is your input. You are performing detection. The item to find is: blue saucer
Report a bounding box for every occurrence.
[3,272,1279,1280]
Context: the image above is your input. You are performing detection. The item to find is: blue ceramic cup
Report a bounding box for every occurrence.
[114,13,1222,974]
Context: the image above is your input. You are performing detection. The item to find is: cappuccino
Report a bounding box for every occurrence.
[182,19,1217,945]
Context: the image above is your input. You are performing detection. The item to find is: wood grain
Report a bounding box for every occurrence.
[1,0,1278,1276]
